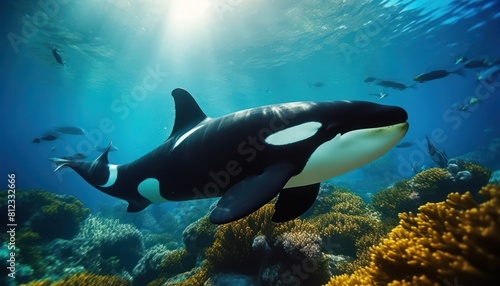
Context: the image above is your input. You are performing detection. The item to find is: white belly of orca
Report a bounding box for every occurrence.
[284,122,408,188]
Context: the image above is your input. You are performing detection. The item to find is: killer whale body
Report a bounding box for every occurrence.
[50,88,409,224]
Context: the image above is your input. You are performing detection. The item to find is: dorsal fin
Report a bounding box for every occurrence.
[95,141,112,164]
[169,88,208,138]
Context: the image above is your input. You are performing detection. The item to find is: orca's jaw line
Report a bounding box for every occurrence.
[284,122,408,188]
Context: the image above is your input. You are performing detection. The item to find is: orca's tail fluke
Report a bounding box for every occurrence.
[48,157,72,171]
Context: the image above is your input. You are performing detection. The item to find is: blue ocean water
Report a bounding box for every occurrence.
[1,0,500,209]
[1,0,500,285]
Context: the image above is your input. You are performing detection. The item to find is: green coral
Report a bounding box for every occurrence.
[0,189,89,240]
[462,162,492,193]
[16,228,45,276]
[373,163,493,221]
[371,180,419,220]
[408,167,452,195]
[205,204,315,274]
[312,186,367,217]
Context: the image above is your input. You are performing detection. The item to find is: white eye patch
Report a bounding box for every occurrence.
[265,122,322,145]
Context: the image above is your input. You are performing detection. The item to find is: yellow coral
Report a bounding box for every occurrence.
[161,248,197,277]
[205,204,314,273]
[52,273,131,286]
[409,167,451,194]
[371,180,416,219]
[325,184,500,285]
[463,162,491,179]
[313,188,368,217]
[21,273,131,286]
[20,279,51,286]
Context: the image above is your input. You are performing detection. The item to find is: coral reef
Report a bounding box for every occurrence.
[308,187,386,262]
[182,216,217,254]
[373,162,491,220]
[20,273,131,286]
[325,184,500,285]
[371,180,421,219]
[149,203,329,286]
[0,189,89,240]
[42,215,143,279]
[72,215,143,273]
[16,228,45,277]
[490,170,500,183]
[161,248,197,278]
[132,244,171,286]
[263,231,330,286]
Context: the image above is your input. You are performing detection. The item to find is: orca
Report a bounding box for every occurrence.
[49,88,408,224]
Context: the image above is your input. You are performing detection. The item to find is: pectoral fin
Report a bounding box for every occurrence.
[209,163,296,224]
[126,199,150,212]
[272,183,320,222]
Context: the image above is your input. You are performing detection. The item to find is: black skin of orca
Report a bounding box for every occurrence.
[50,88,408,224]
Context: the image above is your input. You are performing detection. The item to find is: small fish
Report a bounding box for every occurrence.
[53,126,86,135]
[454,55,468,65]
[32,138,41,143]
[477,65,500,84]
[414,68,463,83]
[309,81,326,88]
[425,136,449,168]
[375,80,414,90]
[368,91,388,99]
[468,97,480,105]
[364,77,377,83]
[62,153,87,160]
[52,47,65,66]
[41,134,59,141]
[94,145,119,152]
[395,142,413,148]
[453,103,469,112]
[464,59,491,69]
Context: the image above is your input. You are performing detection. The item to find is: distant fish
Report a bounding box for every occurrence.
[454,55,468,65]
[468,97,480,105]
[414,68,463,83]
[41,134,59,141]
[32,134,59,143]
[425,136,449,168]
[32,130,63,143]
[477,65,500,84]
[412,162,423,174]
[464,59,491,69]
[309,81,326,88]
[94,144,118,152]
[52,48,65,67]
[62,153,87,160]
[364,77,377,83]
[53,126,85,135]
[375,80,415,90]
[395,141,413,148]
[368,91,388,99]
[453,103,470,112]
